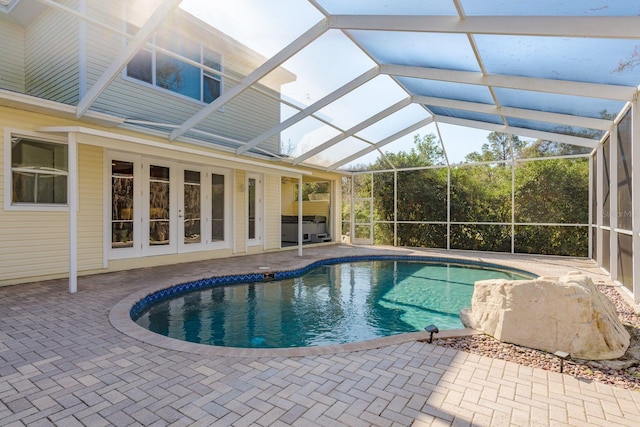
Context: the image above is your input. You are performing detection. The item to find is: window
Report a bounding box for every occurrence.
[10,137,68,206]
[126,25,222,103]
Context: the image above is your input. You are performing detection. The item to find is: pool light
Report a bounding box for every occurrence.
[554,350,571,373]
[425,324,439,343]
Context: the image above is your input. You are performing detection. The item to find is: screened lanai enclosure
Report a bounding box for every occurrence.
[177,0,640,300]
[2,0,640,301]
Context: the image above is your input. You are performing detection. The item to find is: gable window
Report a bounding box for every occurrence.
[9,136,68,206]
[126,25,222,103]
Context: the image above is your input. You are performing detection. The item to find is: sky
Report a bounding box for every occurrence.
[179,0,509,167]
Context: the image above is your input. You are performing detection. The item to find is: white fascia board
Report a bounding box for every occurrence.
[35,126,311,177]
[293,97,413,165]
[236,66,380,156]
[76,0,183,118]
[330,15,640,39]
[435,116,598,148]
[382,64,637,101]
[327,117,434,171]
[0,88,124,127]
[411,95,613,131]
[170,19,330,142]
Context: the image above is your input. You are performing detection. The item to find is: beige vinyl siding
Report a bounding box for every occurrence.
[83,3,283,155]
[0,108,109,285]
[77,144,103,270]
[264,174,281,250]
[0,212,69,282]
[234,169,246,253]
[0,112,70,283]
[24,0,79,104]
[0,19,25,93]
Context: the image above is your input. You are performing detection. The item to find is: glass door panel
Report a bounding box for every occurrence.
[212,173,225,242]
[149,165,171,246]
[248,177,256,240]
[182,170,201,244]
[111,160,134,248]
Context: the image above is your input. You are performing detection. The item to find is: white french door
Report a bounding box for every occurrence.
[143,159,177,255]
[109,152,231,259]
[178,167,206,252]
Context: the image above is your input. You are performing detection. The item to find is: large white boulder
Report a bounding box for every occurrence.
[459,272,630,360]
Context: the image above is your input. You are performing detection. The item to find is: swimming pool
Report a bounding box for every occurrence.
[132,257,533,348]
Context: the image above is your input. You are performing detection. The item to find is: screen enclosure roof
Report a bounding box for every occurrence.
[9,0,640,172]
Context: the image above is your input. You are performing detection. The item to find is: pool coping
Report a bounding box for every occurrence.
[110,254,528,357]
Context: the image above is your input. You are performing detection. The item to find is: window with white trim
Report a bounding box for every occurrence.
[10,136,68,206]
[126,24,222,103]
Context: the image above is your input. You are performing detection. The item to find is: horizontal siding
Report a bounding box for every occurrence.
[0,19,25,93]
[77,144,103,270]
[0,211,70,282]
[0,108,102,285]
[265,174,280,250]
[84,2,283,155]
[24,0,79,104]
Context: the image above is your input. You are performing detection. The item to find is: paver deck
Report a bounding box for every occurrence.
[1,245,639,426]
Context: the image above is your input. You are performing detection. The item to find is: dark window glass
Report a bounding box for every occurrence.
[112,160,134,248]
[11,138,68,205]
[212,174,225,242]
[127,49,153,83]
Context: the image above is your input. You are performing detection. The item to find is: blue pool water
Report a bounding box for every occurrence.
[133,260,533,348]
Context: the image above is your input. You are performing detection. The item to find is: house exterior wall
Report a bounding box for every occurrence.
[0,18,25,93]
[0,2,340,287]
[24,0,79,104]
[83,4,285,154]
[0,105,342,287]
[0,107,103,284]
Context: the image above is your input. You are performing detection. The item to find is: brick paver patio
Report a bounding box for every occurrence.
[1,245,639,426]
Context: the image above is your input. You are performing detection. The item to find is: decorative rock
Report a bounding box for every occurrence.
[459,272,630,360]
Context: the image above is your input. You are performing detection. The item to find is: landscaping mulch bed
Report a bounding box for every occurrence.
[435,285,640,391]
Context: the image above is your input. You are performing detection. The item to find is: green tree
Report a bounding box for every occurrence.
[356,130,589,256]
[373,133,445,169]
[465,132,526,162]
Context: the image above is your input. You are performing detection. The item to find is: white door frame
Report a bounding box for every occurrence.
[246,172,264,247]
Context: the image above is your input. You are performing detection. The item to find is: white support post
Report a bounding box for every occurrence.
[609,125,619,281]
[446,167,451,250]
[511,156,516,254]
[632,101,640,302]
[298,177,303,257]
[596,142,604,265]
[350,176,355,245]
[588,155,593,259]
[393,170,397,247]
[68,133,78,293]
